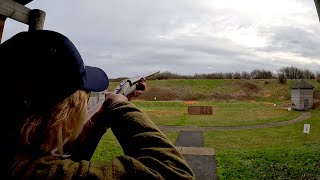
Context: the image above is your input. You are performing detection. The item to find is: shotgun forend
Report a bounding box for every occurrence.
[114,71,160,96]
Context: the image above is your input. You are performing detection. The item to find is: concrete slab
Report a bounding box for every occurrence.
[184,154,218,180]
[175,130,218,179]
[176,146,215,156]
[175,131,203,147]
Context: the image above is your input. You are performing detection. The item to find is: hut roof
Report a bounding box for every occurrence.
[291,79,314,89]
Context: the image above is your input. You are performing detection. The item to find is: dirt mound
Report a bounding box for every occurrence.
[138,87,178,101]
[242,82,260,93]
[211,93,253,101]
[139,87,208,101]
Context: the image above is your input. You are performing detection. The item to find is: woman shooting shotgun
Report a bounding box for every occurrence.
[0,30,194,179]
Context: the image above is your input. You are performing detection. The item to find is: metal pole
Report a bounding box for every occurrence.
[314,0,320,22]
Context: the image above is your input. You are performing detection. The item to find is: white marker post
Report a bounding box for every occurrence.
[303,124,311,135]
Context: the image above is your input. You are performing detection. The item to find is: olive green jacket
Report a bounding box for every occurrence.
[11,101,194,179]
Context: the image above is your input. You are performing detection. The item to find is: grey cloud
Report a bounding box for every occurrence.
[3,0,320,77]
[260,25,320,58]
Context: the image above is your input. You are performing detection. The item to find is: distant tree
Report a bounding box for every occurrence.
[149,67,315,80]
[250,70,259,79]
[278,66,317,79]
[224,73,233,79]
[263,70,273,79]
[233,72,241,79]
[316,72,320,83]
[278,73,287,84]
[153,71,186,80]
[206,73,224,79]
[250,69,273,79]
[279,66,303,79]
[214,73,224,79]
[303,69,315,79]
[193,73,202,79]
[241,72,251,79]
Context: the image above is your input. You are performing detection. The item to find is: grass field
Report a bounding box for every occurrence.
[91,130,179,162]
[134,101,301,126]
[94,79,320,179]
[217,145,320,179]
[108,79,320,102]
[204,110,320,179]
[91,108,319,179]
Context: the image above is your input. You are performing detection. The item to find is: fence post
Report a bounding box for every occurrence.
[315,0,320,22]
[28,9,46,31]
[0,15,6,43]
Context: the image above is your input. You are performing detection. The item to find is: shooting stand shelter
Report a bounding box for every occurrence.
[0,0,45,43]
[291,79,314,111]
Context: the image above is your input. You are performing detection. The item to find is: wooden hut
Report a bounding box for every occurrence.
[291,79,314,111]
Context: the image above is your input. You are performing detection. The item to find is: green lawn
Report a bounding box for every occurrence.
[90,98,319,179]
[91,130,122,162]
[108,79,320,102]
[204,110,319,150]
[91,130,179,162]
[204,110,320,179]
[217,145,320,179]
[134,101,301,126]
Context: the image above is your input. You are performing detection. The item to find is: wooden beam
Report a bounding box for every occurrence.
[14,0,33,6]
[28,9,45,30]
[315,0,320,22]
[0,0,30,24]
[0,15,6,43]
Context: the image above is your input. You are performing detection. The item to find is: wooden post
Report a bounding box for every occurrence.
[28,9,45,31]
[315,0,320,22]
[0,0,30,24]
[0,15,6,43]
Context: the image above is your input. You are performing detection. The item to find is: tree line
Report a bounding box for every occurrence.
[149,66,320,81]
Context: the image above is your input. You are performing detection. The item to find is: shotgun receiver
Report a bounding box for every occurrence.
[114,71,160,96]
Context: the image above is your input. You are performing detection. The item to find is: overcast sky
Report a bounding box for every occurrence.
[3,0,320,78]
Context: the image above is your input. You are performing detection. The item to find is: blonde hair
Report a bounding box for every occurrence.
[21,90,88,156]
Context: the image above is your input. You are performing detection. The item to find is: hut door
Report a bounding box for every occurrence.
[304,99,308,110]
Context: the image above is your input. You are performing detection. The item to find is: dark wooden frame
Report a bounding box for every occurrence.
[0,0,45,43]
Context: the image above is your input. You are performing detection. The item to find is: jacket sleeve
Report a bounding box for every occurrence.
[108,101,194,179]
[12,101,194,179]
[64,107,111,161]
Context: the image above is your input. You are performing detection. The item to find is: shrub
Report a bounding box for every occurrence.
[313,100,320,109]
[243,82,259,93]
[138,87,178,101]
[278,74,287,84]
[314,90,320,100]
